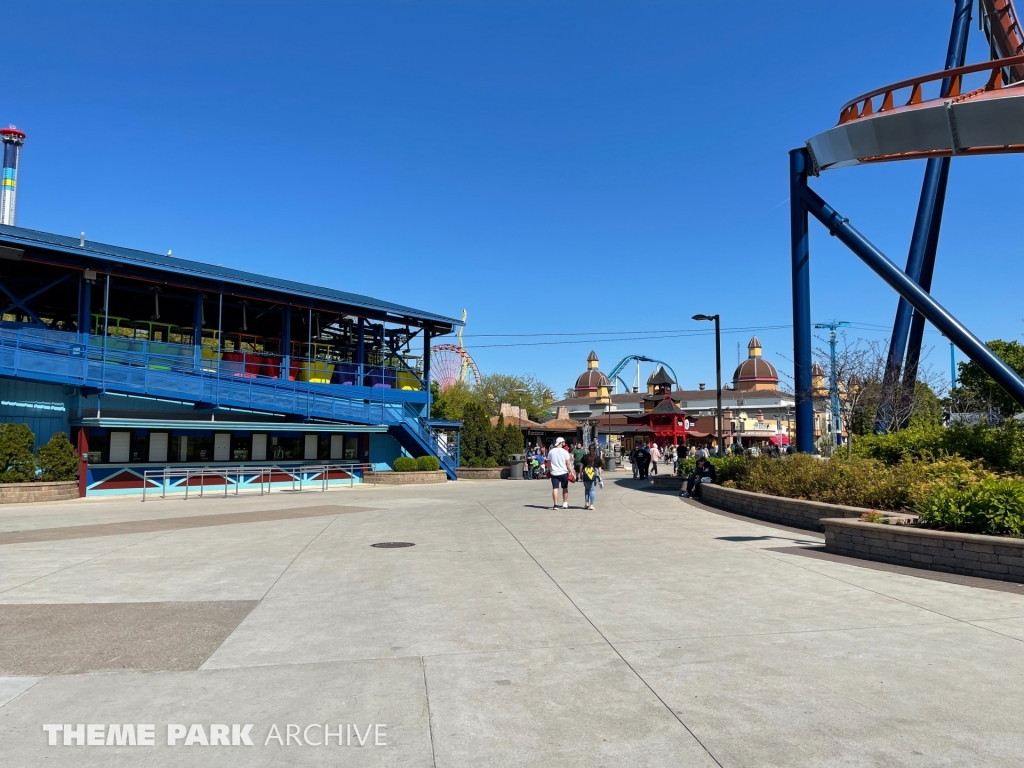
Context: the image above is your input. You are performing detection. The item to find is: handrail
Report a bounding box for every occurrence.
[141,462,377,501]
[837,53,1024,123]
[0,326,455,475]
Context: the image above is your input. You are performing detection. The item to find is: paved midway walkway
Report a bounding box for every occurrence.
[0,474,1022,766]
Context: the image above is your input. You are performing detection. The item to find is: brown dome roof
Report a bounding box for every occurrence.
[732,357,779,385]
[575,369,610,390]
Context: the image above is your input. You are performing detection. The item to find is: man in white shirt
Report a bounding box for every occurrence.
[546,437,572,509]
[649,442,661,476]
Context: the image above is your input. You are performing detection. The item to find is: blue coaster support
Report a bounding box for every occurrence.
[875,0,973,432]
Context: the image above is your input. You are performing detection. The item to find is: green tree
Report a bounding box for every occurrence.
[908,382,944,428]
[0,423,37,482]
[38,432,78,481]
[502,420,524,458]
[477,373,555,422]
[459,400,492,465]
[430,380,479,423]
[952,339,1024,417]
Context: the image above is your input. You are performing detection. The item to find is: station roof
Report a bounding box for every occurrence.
[0,224,462,333]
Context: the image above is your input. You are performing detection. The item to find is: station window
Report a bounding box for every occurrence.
[270,436,303,461]
[231,434,251,461]
[186,435,214,462]
[87,432,110,463]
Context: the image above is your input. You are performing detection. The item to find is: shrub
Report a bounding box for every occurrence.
[483,457,498,468]
[466,457,483,468]
[38,432,78,481]
[0,423,37,483]
[416,455,440,472]
[852,422,1024,475]
[860,511,885,524]
[393,457,417,472]
[915,477,1024,537]
[734,453,990,511]
[676,456,748,484]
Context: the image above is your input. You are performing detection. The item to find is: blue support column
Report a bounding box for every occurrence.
[357,318,365,385]
[281,306,292,380]
[789,148,814,453]
[897,164,950,426]
[193,291,203,368]
[876,0,971,432]
[423,328,431,413]
[802,187,1024,409]
[78,274,92,342]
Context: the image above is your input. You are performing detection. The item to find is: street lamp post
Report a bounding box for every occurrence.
[693,314,723,457]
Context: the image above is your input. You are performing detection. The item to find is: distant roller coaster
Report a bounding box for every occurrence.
[608,355,678,393]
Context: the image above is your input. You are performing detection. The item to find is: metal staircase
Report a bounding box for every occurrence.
[0,326,458,479]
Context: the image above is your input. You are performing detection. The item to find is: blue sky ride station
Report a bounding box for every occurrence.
[0,224,462,496]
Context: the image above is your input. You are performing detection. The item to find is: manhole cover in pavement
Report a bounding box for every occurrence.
[370,542,415,548]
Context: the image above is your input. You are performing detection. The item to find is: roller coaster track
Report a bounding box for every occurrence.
[981,0,1024,81]
[607,355,678,393]
[807,53,1024,171]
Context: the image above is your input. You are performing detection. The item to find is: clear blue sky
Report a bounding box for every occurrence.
[7,1,1022,396]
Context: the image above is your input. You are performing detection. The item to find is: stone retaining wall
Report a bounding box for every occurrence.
[822,518,1024,584]
[651,475,684,491]
[370,470,448,485]
[456,467,510,480]
[0,481,79,504]
[700,485,869,532]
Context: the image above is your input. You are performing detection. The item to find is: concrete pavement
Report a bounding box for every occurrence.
[0,474,1021,766]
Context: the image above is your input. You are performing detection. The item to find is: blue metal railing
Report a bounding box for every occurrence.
[0,326,457,475]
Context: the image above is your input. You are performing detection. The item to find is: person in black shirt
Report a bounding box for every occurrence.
[681,457,716,498]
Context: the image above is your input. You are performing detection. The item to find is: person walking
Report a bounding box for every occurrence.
[572,442,586,476]
[546,436,573,509]
[629,445,639,479]
[649,442,661,476]
[638,442,651,479]
[580,454,603,510]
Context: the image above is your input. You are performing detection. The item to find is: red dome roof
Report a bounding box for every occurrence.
[732,357,779,384]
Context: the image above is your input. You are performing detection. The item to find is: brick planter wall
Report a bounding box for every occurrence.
[652,475,685,491]
[823,518,1024,584]
[699,485,869,532]
[456,467,510,480]
[370,470,448,485]
[0,481,79,504]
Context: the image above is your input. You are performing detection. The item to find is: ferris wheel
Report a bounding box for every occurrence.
[430,344,481,391]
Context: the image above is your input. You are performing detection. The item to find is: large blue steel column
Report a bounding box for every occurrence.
[789,148,814,453]
[876,0,971,432]
[802,187,1024,409]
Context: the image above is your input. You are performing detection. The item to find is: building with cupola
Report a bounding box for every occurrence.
[548,341,842,452]
[574,351,611,403]
[732,336,779,391]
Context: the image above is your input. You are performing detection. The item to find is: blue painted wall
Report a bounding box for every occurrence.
[369,432,409,469]
[0,377,71,448]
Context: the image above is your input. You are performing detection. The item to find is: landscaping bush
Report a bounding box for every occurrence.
[393,457,417,472]
[676,456,748,484]
[483,457,498,468]
[852,422,1024,475]
[38,432,78,481]
[416,455,440,472]
[915,477,1024,537]
[733,453,989,511]
[0,423,37,483]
